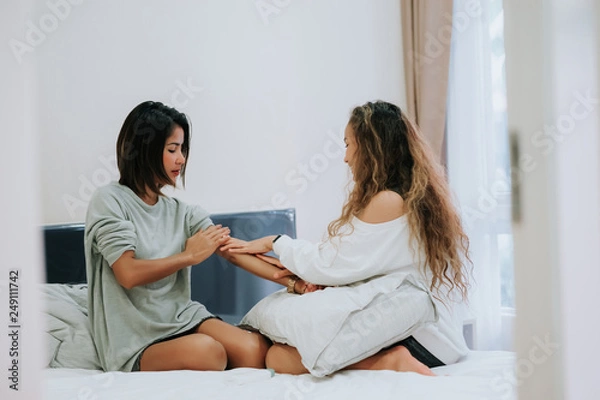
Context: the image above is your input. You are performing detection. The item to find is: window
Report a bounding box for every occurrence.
[446,0,514,350]
[489,0,514,309]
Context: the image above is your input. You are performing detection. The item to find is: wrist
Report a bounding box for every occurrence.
[294,279,304,294]
[287,276,299,294]
[264,236,277,251]
[181,250,193,265]
[182,249,205,266]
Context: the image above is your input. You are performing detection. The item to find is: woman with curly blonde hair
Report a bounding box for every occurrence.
[331,100,471,300]
[224,100,472,376]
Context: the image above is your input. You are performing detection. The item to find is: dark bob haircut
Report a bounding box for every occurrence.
[116,101,190,197]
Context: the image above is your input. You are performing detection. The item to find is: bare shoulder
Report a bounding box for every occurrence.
[359,190,406,223]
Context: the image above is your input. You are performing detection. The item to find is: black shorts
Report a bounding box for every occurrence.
[391,336,445,368]
[131,315,220,372]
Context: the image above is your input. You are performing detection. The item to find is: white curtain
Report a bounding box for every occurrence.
[446,0,513,350]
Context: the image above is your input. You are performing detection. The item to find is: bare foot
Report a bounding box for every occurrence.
[347,345,436,376]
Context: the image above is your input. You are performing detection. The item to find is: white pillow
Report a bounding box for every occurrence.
[240,271,437,377]
[44,333,61,367]
[42,284,102,370]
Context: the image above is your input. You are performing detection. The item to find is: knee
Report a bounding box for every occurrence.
[265,345,287,373]
[236,332,270,369]
[185,335,227,371]
[265,344,307,375]
[265,346,279,371]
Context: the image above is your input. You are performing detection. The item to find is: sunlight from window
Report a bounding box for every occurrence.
[489,1,515,309]
[446,0,515,349]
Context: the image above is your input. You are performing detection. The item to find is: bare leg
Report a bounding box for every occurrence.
[265,343,435,376]
[346,345,435,376]
[197,318,270,369]
[140,333,227,371]
[265,343,309,374]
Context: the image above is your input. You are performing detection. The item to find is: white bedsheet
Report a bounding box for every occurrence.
[44,351,516,400]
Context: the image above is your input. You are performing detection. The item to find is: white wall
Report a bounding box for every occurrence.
[32,0,406,242]
[551,1,600,398]
[505,0,600,398]
[0,1,44,398]
[504,0,563,397]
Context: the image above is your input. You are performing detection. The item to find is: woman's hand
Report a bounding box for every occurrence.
[184,225,230,264]
[295,280,326,294]
[255,254,326,294]
[220,236,273,254]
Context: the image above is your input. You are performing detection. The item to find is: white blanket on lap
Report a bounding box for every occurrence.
[240,271,437,377]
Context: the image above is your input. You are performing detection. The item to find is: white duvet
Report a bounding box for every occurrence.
[44,351,517,400]
[42,282,517,399]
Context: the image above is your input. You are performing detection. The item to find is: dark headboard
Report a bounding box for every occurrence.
[42,208,296,324]
[44,223,87,284]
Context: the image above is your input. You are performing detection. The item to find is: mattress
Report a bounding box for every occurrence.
[44,350,516,400]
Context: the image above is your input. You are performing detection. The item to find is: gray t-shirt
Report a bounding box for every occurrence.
[84,182,214,372]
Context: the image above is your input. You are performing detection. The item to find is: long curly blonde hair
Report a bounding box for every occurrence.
[328,101,471,300]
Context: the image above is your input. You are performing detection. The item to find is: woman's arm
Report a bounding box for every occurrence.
[112,225,230,289]
[217,250,289,286]
[221,191,409,286]
[218,247,318,294]
[219,236,277,255]
[220,234,357,285]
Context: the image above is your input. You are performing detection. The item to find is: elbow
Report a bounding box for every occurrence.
[113,269,137,290]
[120,279,136,290]
[116,275,136,290]
[112,251,139,289]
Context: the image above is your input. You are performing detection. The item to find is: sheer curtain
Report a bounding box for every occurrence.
[446,0,513,350]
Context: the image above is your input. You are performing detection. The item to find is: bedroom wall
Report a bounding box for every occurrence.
[31,0,406,242]
[551,1,600,398]
[1,1,45,398]
[505,0,600,398]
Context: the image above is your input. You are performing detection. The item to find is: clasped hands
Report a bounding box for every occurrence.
[220,236,323,294]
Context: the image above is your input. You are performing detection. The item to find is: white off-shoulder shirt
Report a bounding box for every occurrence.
[273,216,469,365]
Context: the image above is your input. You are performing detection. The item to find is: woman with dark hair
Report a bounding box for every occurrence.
[223,100,472,376]
[84,101,312,372]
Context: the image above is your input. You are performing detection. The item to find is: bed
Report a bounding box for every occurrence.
[42,208,517,400]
